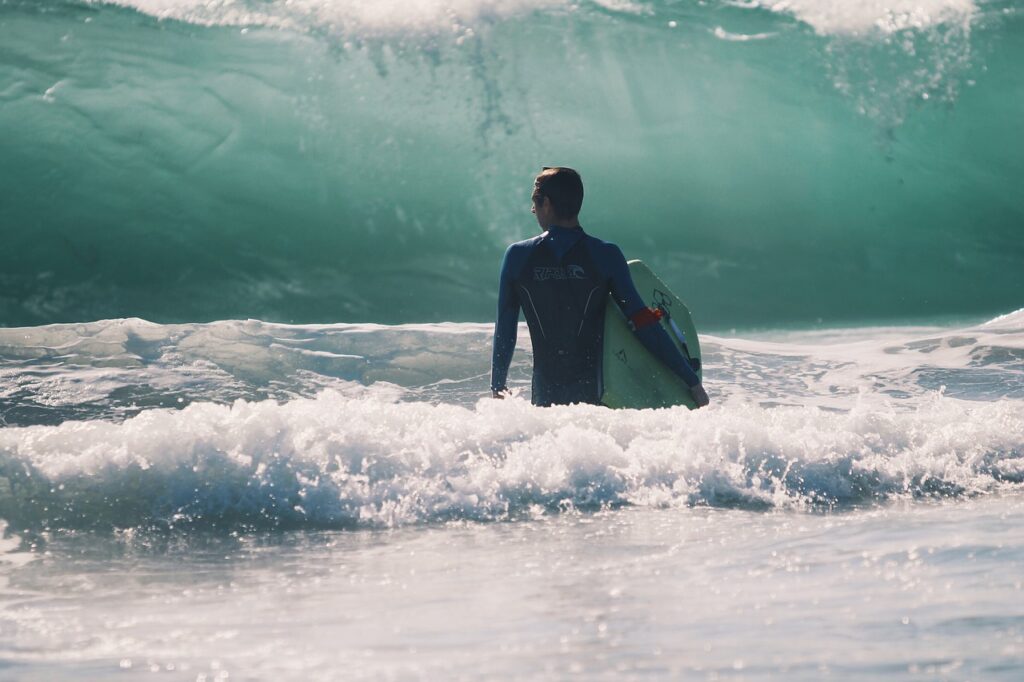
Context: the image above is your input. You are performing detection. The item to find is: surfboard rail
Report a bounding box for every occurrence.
[600,260,703,410]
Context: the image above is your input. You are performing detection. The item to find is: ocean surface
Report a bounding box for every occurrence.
[1,0,1024,680]
[0,313,1022,680]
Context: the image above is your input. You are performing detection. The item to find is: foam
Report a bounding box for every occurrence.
[1,313,1022,530]
[981,308,1024,330]
[752,0,976,35]
[0,387,1020,532]
[712,26,777,42]
[2,311,1024,426]
[98,0,568,33]
[100,0,978,37]
[102,0,979,35]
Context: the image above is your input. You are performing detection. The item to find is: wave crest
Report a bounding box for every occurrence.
[1,389,1020,531]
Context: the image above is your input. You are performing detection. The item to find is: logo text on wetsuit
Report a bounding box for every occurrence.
[534,264,586,281]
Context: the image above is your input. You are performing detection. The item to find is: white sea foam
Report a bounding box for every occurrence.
[0,386,1020,531]
[751,0,976,35]
[97,0,568,32]
[2,312,1023,422]
[101,0,979,35]
[712,26,777,42]
[1,312,1021,530]
[982,308,1024,330]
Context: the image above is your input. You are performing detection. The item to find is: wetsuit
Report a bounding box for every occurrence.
[491,226,700,406]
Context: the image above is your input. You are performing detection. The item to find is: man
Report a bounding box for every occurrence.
[490,167,710,408]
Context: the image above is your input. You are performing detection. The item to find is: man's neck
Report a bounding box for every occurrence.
[547,220,581,230]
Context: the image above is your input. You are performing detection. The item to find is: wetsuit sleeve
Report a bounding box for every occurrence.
[605,245,701,388]
[490,245,521,392]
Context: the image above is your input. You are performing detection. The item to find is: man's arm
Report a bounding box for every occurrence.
[490,245,521,396]
[605,245,708,406]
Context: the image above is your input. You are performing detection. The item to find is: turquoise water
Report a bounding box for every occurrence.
[1,1,1023,679]
[1,0,1022,327]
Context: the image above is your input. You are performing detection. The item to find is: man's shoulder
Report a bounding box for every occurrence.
[500,235,544,280]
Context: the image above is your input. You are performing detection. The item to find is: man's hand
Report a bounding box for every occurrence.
[690,383,710,408]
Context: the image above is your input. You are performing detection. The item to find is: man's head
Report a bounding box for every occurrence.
[532,167,584,227]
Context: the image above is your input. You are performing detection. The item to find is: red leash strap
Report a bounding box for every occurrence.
[629,307,664,330]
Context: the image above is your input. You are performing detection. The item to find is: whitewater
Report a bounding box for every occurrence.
[1,0,1023,679]
[0,312,1021,679]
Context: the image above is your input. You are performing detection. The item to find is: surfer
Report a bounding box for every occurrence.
[490,167,710,408]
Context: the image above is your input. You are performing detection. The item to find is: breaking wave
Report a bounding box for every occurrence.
[1,310,1022,532]
[0,388,1021,532]
[0,0,1021,327]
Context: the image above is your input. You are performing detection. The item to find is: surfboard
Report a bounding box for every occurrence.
[600,260,703,410]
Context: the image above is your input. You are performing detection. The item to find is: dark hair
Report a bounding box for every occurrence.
[534,167,584,220]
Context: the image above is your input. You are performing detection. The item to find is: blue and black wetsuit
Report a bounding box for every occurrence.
[491,226,700,406]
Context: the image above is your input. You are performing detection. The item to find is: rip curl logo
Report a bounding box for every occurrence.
[534,264,586,281]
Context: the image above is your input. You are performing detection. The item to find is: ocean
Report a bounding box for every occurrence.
[1,0,1023,680]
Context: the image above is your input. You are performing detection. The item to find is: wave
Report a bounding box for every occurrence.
[0,311,1021,531]
[0,386,1021,532]
[98,0,976,36]
[0,0,1021,327]
[2,310,1023,425]
[748,0,977,35]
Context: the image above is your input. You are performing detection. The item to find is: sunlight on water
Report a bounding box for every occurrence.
[0,2,1021,678]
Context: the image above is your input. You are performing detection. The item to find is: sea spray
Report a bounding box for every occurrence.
[1,378,1021,531]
